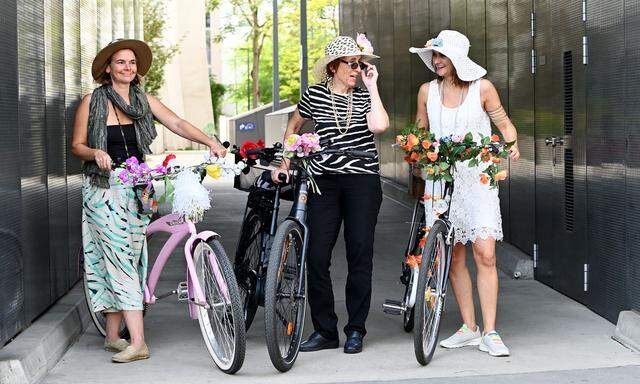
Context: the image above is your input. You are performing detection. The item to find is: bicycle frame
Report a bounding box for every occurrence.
[143,213,228,319]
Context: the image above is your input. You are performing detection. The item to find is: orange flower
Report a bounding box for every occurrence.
[427,151,439,162]
[480,173,489,185]
[421,140,432,149]
[427,167,435,175]
[422,193,432,201]
[494,170,508,181]
[481,147,489,155]
[465,148,472,154]
[491,134,500,142]
[415,254,423,266]
[410,152,420,162]
[403,155,412,163]
[404,134,419,150]
[492,157,501,164]
[406,256,418,269]
[419,236,427,249]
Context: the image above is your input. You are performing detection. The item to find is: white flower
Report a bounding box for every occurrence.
[356,33,374,54]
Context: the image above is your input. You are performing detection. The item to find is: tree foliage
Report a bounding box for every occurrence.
[141,0,179,96]
[224,0,338,110]
[209,77,227,133]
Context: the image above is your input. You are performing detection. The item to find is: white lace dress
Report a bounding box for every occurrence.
[425,79,503,244]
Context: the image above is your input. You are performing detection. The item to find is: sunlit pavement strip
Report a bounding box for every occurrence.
[42,152,640,383]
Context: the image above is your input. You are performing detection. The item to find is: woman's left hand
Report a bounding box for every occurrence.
[209,140,227,158]
[509,142,520,161]
[361,62,378,88]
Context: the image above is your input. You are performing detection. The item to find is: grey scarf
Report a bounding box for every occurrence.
[82,84,157,188]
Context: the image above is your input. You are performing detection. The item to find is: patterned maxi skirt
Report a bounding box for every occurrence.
[82,174,150,313]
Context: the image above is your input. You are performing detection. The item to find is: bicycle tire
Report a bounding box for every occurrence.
[80,246,130,339]
[234,209,263,331]
[264,220,307,372]
[403,206,426,333]
[414,220,449,366]
[193,239,246,374]
[403,281,415,332]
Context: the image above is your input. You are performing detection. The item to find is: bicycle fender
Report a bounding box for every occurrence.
[184,231,221,254]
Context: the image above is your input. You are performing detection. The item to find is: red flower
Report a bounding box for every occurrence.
[162,153,176,167]
[240,141,260,159]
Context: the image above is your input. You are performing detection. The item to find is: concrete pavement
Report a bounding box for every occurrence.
[40,154,640,383]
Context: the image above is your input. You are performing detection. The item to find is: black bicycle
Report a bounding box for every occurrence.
[232,142,374,372]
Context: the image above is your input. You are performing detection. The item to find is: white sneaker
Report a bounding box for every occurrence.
[439,324,481,348]
[479,331,510,356]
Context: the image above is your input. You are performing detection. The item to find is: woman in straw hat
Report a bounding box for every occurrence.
[271,34,389,354]
[71,39,227,363]
[410,30,520,357]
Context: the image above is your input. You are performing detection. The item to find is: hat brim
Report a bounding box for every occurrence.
[409,46,486,82]
[312,53,380,83]
[92,39,153,81]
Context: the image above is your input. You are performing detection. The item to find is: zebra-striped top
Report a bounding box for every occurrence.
[297,83,380,175]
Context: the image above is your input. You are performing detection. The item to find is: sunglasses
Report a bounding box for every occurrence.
[340,59,367,70]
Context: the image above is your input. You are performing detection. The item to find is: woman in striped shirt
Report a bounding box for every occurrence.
[272,35,389,354]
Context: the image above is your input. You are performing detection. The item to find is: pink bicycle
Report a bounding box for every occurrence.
[81,160,245,374]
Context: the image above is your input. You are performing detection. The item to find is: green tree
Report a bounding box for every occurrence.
[214,0,272,109]
[223,0,338,109]
[209,76,227,133]
[141,0,179,96]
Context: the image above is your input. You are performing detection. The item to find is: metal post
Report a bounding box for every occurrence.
[300,0,308,94]
[273,0,280,111]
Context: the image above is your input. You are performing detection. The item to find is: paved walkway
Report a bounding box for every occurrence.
[42,153,640,383]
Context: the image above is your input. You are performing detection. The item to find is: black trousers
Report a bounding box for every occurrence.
[307,174,382,340]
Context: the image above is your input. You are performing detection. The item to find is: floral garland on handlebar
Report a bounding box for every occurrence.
[395,122,514,188]
[282,133,322,193]
[114,153,246,223]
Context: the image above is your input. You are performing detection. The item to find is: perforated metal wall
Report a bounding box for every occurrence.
[340,0,640,322]
[0,0,143,347]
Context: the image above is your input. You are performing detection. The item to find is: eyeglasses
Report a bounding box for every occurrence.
[340,59,367,70]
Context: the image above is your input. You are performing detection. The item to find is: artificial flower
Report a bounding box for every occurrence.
[494,170,508,181]
[491,134,500,142]
[480,173,489,185]
[356,33,374,54]
[162,153,176,167]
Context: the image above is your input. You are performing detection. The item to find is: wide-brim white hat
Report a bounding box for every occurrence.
[312,35,379,83]
[409,30,486,82]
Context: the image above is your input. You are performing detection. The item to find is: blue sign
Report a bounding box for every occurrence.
[239,122,256,131]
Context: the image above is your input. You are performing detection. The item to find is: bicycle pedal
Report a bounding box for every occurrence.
[176,281,188,301]
[382,299,405,315]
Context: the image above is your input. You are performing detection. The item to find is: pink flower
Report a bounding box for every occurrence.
[284,134,302,152]
[356,33,374,54]
[301,133,321,155]
[452,135,464,143]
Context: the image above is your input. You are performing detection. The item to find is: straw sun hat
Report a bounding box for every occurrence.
[91,38,153,81]
[409,30,486,81]
[312,34,380,83]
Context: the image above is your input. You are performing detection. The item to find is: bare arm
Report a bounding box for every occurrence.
[71,94,113,170]
[147,94,227,157]
[362,62,389,133]
[480,79,520,160]
[415,82,430,130]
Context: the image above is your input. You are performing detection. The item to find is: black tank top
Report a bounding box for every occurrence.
[107,124,144,165]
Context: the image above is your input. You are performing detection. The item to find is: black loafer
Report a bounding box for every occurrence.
[344,330,364,354]
[300,331,339,352]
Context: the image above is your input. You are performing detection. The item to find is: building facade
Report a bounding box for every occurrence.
[339,0,640,322]
[0,0,143,346]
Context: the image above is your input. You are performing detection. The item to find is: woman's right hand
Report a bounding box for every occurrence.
[93,149,113,171]
[271,167,289,184]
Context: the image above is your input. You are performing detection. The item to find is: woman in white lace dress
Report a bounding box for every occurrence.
[411,30,520,356]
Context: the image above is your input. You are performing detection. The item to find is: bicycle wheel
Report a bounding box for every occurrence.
[264,220,307,372]
[80,246,129,339]
[403,206,426,332]
[414,220,449,366]
[403,277,415,332]
[193,239,246,374]
[234,209,263,331]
